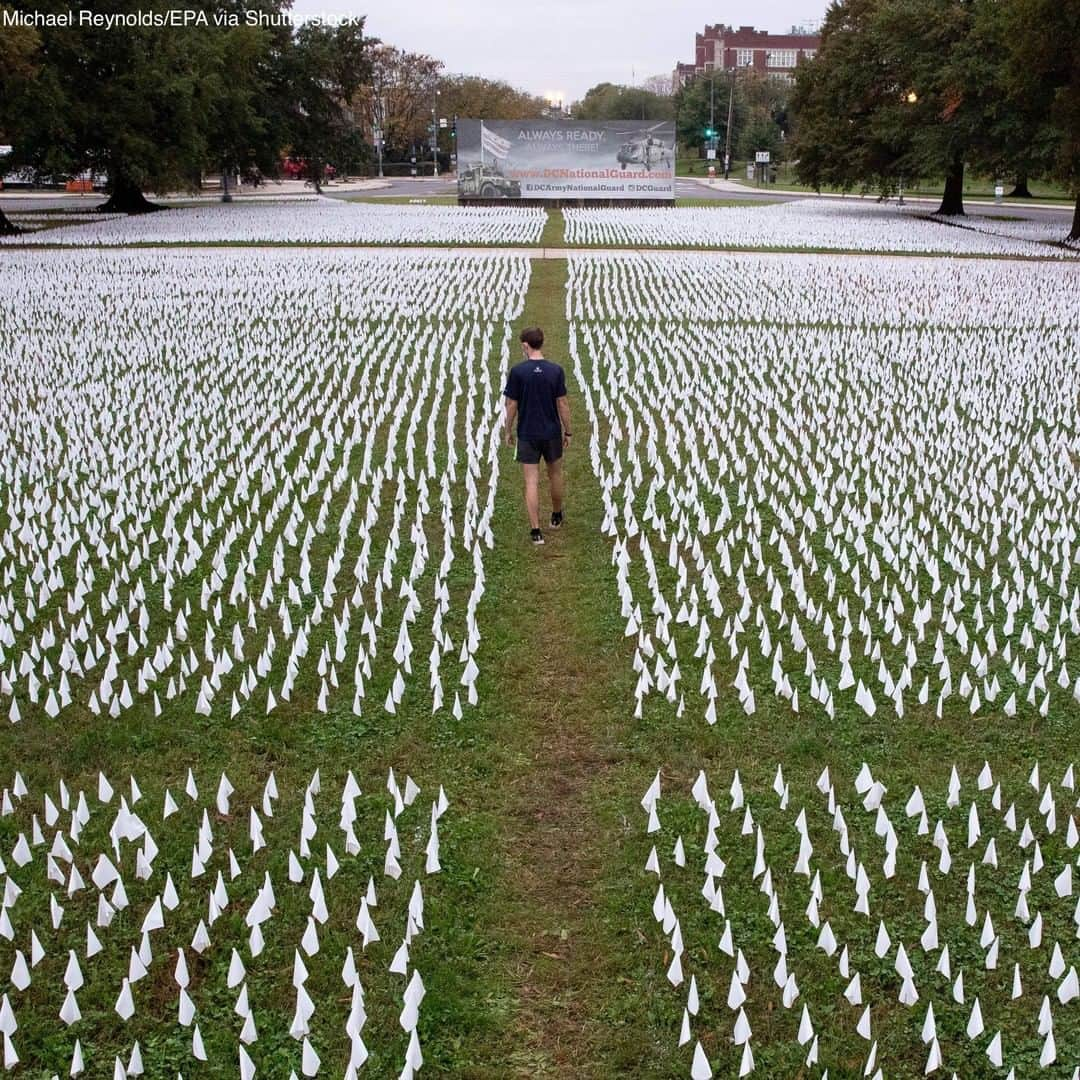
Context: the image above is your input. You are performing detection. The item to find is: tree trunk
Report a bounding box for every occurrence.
[0,208,21,236]
[99,174,160,214]
[936,154,965,216]
[1070,194,1080,242]
[1008,173,1032,198]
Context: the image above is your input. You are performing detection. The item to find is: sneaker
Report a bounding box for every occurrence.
[530,528,544,545]
[550,511,564,529]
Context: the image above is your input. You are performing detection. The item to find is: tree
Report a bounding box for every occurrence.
[641,73,673,98]
[791,0,909,198]
[0,5,40,234]
[284,19,373,190]
[437,74,546,123]
[1005,0,1080,239]
[792,0,1009,215]
[736,72,792,162]
[1,0,225,212]
[352,46,443,162]
[674,73,748,156]
[572,82,674,122]
[201,3,292,198]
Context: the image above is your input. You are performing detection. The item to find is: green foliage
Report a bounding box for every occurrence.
[284,19,374,188]
[674,72,790,166]
[437,74,547,123]
[573,82,674,122]
[1003,0,1080,235]
[791,0,1079,220]
[0,1,374,205]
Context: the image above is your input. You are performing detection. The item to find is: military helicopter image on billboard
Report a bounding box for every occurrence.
[615,123,674,171]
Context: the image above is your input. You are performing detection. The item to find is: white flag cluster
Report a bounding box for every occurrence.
[1,199,546,247]
[644,761,1080,1077]
[567,253,1080,732]
[564,200,1080,257]
[0,249,530,731]
[0,765,449,1075]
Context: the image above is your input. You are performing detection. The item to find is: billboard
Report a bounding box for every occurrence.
[456,119,675,201]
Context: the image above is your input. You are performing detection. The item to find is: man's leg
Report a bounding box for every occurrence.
[547,458,564,514]
[522,464,541,529]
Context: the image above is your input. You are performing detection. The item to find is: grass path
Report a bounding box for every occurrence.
[457,258,646,1076]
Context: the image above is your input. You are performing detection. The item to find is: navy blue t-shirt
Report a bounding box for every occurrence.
[504,358,567,441]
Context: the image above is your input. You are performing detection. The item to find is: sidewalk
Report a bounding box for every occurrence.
[0,178,392,205]
[688,176,1073,213]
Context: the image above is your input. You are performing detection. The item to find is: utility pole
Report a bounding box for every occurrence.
[723,69,735,179]
[709,75,715,144]
[373,93,385,180]
[431,88,441,177]
[723,60,750,180]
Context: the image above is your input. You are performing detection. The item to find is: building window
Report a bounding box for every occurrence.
[736,48,754,67]
[766,49,797,68]
[801,49,816,60]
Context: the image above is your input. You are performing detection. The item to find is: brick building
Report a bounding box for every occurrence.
[673,24,820,89]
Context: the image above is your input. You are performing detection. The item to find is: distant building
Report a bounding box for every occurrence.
[673,24,821,90]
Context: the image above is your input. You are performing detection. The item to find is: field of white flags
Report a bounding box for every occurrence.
[563,200,1079,257]
[0,247,531,1074]
[639,760,1080,1077]
[0,765,449,1077]
[569,251,1080,733]
[0,199,547,246]
[4,204,1080,1077]
[567,250,1080,1075]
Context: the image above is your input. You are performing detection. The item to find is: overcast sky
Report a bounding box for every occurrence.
[291,0,828,104]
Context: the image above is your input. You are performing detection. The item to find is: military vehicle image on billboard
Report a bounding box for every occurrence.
[458,159,522,199]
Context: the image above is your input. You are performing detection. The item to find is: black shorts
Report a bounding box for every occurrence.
[516,435,563,465]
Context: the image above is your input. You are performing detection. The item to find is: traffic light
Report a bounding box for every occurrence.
[704,127,716,138]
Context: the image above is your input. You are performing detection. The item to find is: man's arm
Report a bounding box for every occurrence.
[557,395,572,447]
[504,398,518,446]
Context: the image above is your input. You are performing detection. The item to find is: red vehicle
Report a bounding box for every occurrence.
[282,157,336,180]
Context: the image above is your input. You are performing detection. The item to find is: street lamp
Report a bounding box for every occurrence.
[899,90,917,204]
[723,59,752,179]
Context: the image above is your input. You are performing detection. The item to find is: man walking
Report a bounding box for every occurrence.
[503,326,571,545]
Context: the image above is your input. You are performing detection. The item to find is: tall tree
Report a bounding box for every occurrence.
[572,82,674,122]
[284,19,372,190]
[201,2,292,198]
[793,0,1009,215]
[674,72,748,155]
[437,74,546,123]
[641,73,673,98]
[0,5,40,234]
[1005,0,1080,238]
[791,0,908,198]
[2,0,223,212]
[352,45,442,162]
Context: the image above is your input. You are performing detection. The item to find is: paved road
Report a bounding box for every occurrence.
[4,176,1070,226]
[677,176,1075,224]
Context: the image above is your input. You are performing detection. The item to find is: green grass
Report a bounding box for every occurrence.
[2,238,1078,1078]
[726,170,1073,205]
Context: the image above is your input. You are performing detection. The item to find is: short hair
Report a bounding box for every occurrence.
[519,327,544,349]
